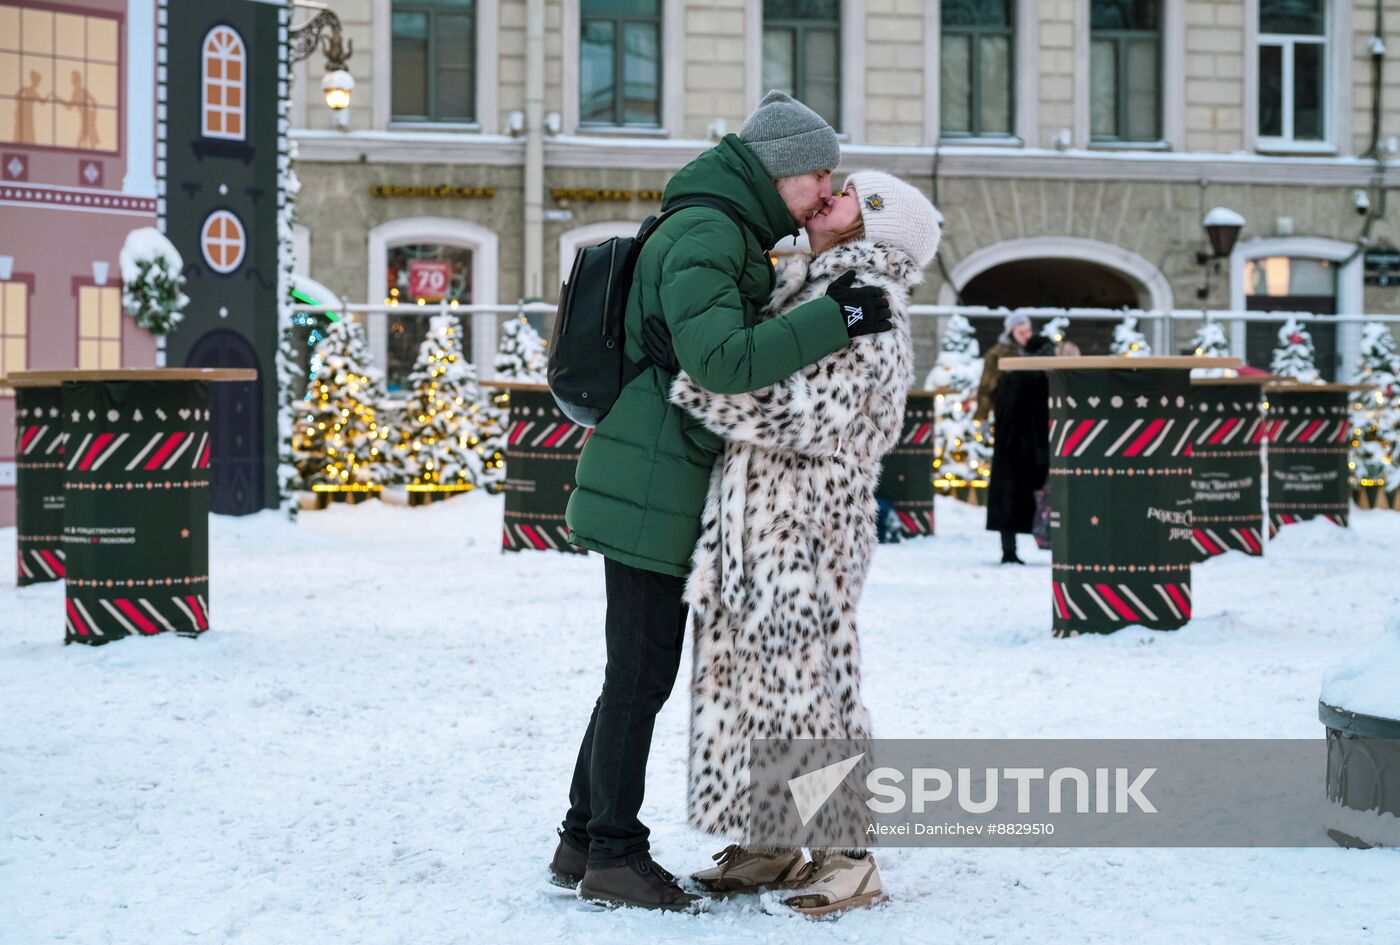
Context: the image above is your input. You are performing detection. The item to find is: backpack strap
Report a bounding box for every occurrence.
[626,195,752,380]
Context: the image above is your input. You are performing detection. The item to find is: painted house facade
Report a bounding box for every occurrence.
[0,0,159,527]
[158,0,288,515]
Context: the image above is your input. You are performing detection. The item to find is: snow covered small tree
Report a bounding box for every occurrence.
[292,319,394,489]
[393,313,490,492]
[925,314,991,489]
[1270,317,1321,383]
[1191,316,1230,356]
[1189,315,1232,377]
[494,316,549,383]
[1042,316,1070,347]
[1350,322,1400,492]
[120,227,188,364]
[1111,314,1151,357]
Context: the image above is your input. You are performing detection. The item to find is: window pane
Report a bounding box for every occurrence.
[579,19,615,124]
[435,13,475,119]
[802,28,840,129]
[942,0,1011,27]
[621,21,659,126]
[1260,0,1323,35]
[1258,43,1282,136]
[940,33,971,132]
[391,12,428,117]
[385,244,474,391]
[1292,41,1324,140]
[766,0,840,19]
[1124,37,1159,140]
[1091,0,1158,30]
[762,28,795,96]
[977,34,1011,134]
[583,0,659,15]
[1090,38,1117,137]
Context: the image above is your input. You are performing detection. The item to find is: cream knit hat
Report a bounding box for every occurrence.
[843,170,944,269]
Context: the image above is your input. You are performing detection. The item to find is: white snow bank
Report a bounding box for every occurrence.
[1321,609,1400,720]
[2,499,1399,943]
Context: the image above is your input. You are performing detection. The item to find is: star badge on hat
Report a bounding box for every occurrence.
[864,193,884,212]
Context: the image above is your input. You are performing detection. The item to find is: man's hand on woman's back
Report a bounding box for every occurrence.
[825,271,893,340]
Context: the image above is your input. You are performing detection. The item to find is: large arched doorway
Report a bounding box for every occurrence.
[960,259,1142,354]
[185,330,264,516]
[943,237,1173,355]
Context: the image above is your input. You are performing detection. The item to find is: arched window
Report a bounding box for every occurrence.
[202,26,246,140]
[201,210,246,274]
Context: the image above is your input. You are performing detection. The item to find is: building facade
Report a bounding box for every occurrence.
[0,0,160,527]
[289,0,1400,388]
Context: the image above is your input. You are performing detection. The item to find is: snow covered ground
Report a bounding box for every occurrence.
[2,496,1398,945]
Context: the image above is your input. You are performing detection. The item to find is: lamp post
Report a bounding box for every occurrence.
[1196,206,1245,300]
[290,3,354,128]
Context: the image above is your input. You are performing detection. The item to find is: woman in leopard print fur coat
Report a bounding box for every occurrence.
[670,171,942,914]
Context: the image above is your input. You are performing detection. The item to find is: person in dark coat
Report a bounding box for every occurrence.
[983,319,1053,563]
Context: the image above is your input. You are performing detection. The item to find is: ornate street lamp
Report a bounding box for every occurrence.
[1196,206,1245,299]
[291,2,354,126]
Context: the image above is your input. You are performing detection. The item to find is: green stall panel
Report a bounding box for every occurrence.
[1188,378,1268,560]
[14,385,65,585]
[498,385,588,554]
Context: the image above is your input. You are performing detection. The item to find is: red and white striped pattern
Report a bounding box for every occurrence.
[1270,416,1351,445]
[17,423,67,457]
[894,509,935,537]
[1270,512,1347,534]
[507,420,591,450]
[901,421,934,447]
[501,522,584,553]
[1048,416,1191,459]
[1053,580,1192,624]
[17,547,66,580]
[1190,526,1263,558]
[65,593,209,642]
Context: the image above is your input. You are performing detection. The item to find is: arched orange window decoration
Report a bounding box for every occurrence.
[202,26,246,140]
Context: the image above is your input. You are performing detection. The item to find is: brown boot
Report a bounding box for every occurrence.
[690,845,807,896]
[578,854,703,911]
[548,830,588,889]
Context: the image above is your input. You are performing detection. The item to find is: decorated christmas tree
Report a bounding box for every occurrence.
[292,319,394,489]
[494,316,549,383]
[1270,317,1321,383]
[393,313,491,493]
[1189,315,1232,377]
[1349,322,1400,492]
[1042,315,1071,349]
[925,314,991,490]
[1191,316,1230,358]
[1111,314,1151,357]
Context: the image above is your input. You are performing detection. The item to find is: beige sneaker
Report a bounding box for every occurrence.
[781,852,886,917]
[690,844,807,896]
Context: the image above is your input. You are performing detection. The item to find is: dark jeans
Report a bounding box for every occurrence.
[561,557,689,867]
[1001,529,1018,557]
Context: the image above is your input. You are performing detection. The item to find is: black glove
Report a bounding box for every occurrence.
[825,271,893,340]
[642,316,679,374]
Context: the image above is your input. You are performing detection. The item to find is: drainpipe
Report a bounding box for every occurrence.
[523,0,545,301]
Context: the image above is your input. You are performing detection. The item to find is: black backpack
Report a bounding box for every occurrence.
[548,195,746,427]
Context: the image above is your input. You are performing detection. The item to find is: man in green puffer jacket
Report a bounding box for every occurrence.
[552,91,896,911]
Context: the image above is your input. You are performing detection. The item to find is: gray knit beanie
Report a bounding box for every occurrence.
[738,90,841,179]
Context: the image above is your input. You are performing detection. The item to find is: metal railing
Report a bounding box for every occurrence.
[288,301,1400,382]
